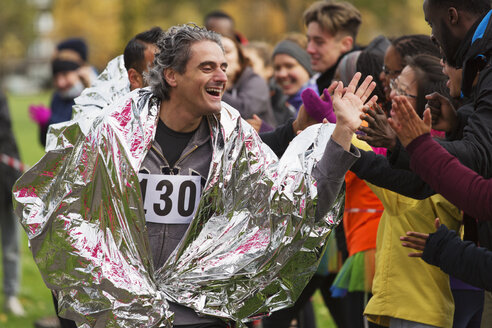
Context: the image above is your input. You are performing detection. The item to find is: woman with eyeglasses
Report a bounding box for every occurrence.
[358,36,442,150]
[379,35,441,106]
[390,54,448,119]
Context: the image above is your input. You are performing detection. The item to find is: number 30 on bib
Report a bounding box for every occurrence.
[138,174,202,224]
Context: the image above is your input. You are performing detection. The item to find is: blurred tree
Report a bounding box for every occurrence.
[52,0,122,70]
[120,0,152,46]
[48,0,430,71]
[0,0,37,77]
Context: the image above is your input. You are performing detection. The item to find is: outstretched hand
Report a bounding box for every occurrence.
[331,72,377,150]
[388,96,432,147]
[357,103,397,149]
[400,218,441,258]
[332,72,377,132]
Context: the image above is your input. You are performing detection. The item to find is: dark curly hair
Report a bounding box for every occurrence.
[146,24,223,100]
[392,35,441,67]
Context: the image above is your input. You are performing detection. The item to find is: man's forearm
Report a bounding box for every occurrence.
[313,138,360,218]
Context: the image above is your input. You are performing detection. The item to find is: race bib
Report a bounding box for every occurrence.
[138,173,202,224]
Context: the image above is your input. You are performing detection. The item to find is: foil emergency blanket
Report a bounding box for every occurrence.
[71,55,130,122]
[13,59,344,327]
[156,118,343,323]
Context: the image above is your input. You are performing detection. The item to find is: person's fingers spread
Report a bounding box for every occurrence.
[365,95,378,108]
[365,108,378,119]
[374,103,385,115]
[401,235,426,245]
[355,75,373,97]
[360,81,376,103]
[327,81,338,95]
[401,239,425,251]
[346,72,362,94]
[357,126,372,134]
[405,231,429,239]
[362,115,376,127]
[334,81,344,98]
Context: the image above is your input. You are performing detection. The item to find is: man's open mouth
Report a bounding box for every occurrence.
[206,87,222,96]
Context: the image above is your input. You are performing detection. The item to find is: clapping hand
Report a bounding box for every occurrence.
[332,72,378,131]
[330,72,377,150]
[357,103,397,149]
[388,96,431,147]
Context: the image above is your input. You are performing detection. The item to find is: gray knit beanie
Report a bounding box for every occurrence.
[272,40,314,76]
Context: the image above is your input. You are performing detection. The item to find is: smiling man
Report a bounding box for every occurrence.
[13,23,376,327]
[141,25,231,327]
[304,0,362,93]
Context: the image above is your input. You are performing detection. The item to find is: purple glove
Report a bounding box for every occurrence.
[29,104,51,127]
[301,88,336,123]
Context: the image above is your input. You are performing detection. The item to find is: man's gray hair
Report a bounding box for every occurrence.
[147,23,223,100]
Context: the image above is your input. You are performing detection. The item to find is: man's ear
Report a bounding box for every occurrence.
[339,35,354,54]
[164,68,178,87]
[448,7,459,25]
[128,68,143,90]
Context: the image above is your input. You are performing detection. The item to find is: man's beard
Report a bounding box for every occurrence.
[59,80,84,100]
[439,20,461,68]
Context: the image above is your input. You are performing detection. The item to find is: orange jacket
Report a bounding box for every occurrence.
[343,171,383,256]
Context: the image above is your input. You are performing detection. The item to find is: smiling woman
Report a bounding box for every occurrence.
[220,35,277,128]
[271,38,317,119]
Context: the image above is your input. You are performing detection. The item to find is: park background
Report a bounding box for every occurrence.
[0,0,430,326]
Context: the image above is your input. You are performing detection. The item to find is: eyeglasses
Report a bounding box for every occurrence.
[382,65,402,77]
[389,78,417,99]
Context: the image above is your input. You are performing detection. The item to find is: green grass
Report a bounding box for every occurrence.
[0,92,56,327]
[0,92,336,327]
[8,93,49,166]
[312,291,337,328]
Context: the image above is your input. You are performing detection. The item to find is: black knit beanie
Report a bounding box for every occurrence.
[52,38,88,75]
[57,38,88,62]
[272,40,314,76]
